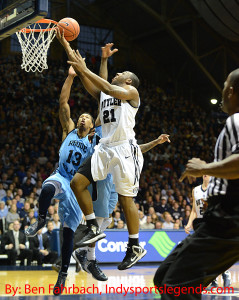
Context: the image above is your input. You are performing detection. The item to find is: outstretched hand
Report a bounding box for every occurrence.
[55,27,69,48]
[67,50,87,74]
[101,43,118,58]
[157,134,170,144]
[179,158,207,182]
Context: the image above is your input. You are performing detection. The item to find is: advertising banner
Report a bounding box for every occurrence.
[95,230,188,263]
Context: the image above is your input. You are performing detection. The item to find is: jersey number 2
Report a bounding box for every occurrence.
[66,150,82,166]
[103,109,116,124]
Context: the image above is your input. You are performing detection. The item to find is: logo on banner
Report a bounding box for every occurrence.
[148,232,176,258]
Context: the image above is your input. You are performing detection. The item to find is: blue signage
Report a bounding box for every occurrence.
[95,230,188,263]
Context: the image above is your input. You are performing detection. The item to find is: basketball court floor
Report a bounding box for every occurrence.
[0,264,238,299]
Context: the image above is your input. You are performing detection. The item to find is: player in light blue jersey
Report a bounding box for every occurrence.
[25,66,102,295]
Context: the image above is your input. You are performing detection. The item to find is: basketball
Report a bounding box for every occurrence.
[57,17,80,41]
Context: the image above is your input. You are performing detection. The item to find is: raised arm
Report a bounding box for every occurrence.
[184,189,197,234]
[139,134,170,153]
[56,28,100,101]
[67,50,139,103]
[59,66,76,141]
[99,43,118,81]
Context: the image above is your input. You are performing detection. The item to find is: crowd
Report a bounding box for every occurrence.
[0,54,226,265]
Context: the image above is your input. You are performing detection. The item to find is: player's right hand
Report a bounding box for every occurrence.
[55,27,69,48]
[184,224,191,234]
[101,43,118,58]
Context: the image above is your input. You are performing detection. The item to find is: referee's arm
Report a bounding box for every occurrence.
[202,154,239,179]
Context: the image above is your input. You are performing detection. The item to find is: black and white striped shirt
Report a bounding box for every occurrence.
[207,112,239,197]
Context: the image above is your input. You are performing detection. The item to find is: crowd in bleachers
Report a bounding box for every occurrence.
[0,54,226,264]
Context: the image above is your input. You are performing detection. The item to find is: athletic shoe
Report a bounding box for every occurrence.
[75,225,106,248]
[210,278,218,288]
[222,270,231,287]
[118,245,147,270]
[84,259,108,281]
[52,263,61,273]
[53,271,67,296]
[72,250,87,272]
[25,217,46,237]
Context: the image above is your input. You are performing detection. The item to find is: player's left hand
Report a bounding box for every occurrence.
[67,50,87,73]
[179,158,207,182]
[101,43,118,58]
[157,134,170,144]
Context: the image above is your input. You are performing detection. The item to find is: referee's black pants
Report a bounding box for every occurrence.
[154,221,239,299]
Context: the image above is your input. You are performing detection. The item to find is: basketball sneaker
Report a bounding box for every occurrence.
[72,250,87,272]
[118,245,147,270]
[222,270,231,287]
[53,271,67,296]
[25,217,46,237]
[84,259,108,281]
[52,263,61,273]
[75,224,106,248]
[210,278,218,288]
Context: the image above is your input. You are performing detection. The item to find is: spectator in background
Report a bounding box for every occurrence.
[19,201,30,222]
[117,220,126,229]
[2,190,13,203]
[45,205,54,224]
[6,204,20,228]
[162,212,174,229]
[141,216,155,229]
[0,201,8,218]
[21,209,35,230]
[52,213,61,229]
[2,220,32,265]
[157,197,169,215]
[29,228,58,265]
[139,210,147,227]
[155,221,163,229]
[22,178,34,197]
[113,211,121,228]
[0,183,6,200]
[169,202,182,221]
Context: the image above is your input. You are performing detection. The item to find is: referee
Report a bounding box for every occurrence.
[154,69,239,299]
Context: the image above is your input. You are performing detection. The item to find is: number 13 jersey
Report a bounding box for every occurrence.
[58,129,97,180]
[99,91,139,144]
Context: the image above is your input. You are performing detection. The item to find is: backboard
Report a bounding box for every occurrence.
[0,0,48,40]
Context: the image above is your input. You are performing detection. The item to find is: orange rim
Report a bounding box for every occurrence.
[19,19,58,33]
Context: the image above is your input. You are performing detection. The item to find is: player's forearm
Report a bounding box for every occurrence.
[82,68,112,94]
[139,139,159,154]
[187,211,196,227]
[202,154,239,179]
[59,76,74,105]
[99,57,108,80]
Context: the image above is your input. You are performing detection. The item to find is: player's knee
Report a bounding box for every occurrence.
[70,174,88,192]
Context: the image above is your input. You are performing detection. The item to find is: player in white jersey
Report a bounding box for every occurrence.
[184,175,210,234]
[185,175,231,288]
[56,30,170,270]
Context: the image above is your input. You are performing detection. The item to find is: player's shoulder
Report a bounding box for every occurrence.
[225,112,239,128]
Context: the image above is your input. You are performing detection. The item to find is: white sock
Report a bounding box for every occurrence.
[129,233,139,239]
[87,247,96,261]
[100,217,112,232]
[85,213,96,220]
[96,217,104,228]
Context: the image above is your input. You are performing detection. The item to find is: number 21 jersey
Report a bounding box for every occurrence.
[99,91,139,144]
[194,185,208,218]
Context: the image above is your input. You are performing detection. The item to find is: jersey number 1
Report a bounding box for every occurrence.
[103,109,116,124]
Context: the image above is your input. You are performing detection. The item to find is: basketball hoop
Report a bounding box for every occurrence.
[16,19,57,73]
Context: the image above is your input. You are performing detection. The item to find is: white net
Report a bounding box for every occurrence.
[16,21,57,73]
